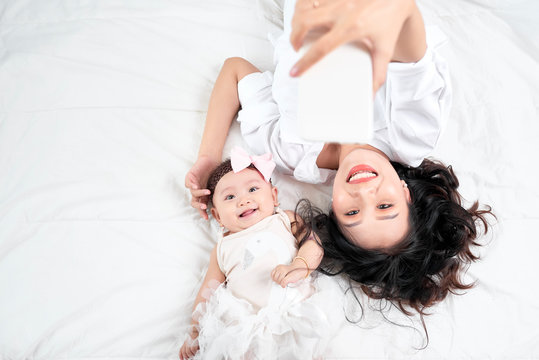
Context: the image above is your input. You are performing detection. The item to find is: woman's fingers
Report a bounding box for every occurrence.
[290,0,416,91]
[185,172,198,189]
[290,6,318,51]
[189,189,210,207]
[198,208,209,221]
[189,196,205,209]
[186,169,211,219]
[190,192,210,220]
[290,0,340,51]
[290,27,345,77]
[190,188,210,198]
[190,198,209,220]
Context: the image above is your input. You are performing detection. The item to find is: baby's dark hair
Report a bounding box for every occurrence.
[298,158,494,322]
[207,159,233,203]
[206,159,257,204]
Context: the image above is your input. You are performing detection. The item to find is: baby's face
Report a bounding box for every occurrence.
[211,168,278,233]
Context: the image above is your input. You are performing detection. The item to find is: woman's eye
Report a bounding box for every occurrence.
[345,210,359,216]
[377,204,393,210]
[249,187,258,193]
[225,195,235,200]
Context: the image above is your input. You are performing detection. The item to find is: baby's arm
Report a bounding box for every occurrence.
[271,211,324,288]
[185,57,261,220]
[179,245,225,360]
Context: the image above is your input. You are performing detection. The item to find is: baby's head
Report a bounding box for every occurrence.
[206,149,278,233]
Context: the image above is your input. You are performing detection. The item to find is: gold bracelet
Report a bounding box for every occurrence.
[293,256,310,278]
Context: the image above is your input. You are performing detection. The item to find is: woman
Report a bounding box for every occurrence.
[287,0,493,316]
[186,0,492,319]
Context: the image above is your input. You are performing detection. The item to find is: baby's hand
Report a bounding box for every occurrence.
[271,262,309,288]
[185,156,219,220]
[179,333,199,360]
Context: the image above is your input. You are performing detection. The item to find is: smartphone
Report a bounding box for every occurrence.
[298,41,373,144]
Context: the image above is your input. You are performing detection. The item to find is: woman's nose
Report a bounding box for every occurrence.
[349,185,376,197]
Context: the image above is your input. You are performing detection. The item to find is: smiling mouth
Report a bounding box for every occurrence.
[239,209,257,218]
[347,165,378,183]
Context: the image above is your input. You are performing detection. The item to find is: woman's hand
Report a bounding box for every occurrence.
[185,156,219,220]
[289,0,424,92]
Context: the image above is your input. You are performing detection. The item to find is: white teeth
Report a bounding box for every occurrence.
[349,171,376,182]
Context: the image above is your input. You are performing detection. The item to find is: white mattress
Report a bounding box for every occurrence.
[1,0,538,358]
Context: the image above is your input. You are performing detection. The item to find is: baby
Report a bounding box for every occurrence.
[180,146,325,359]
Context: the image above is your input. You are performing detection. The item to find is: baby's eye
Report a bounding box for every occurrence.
[345,210,359,216]
[225,194,235,200]
[249,187,258,193]
[377,204,393,210]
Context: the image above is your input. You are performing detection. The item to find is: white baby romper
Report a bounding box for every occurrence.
[193,209,329,359]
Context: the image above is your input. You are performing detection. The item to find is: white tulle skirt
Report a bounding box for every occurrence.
[188,276,332,359]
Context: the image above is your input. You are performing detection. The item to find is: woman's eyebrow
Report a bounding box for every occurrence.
[344,213,399,227]
[376,213,399,221]
[344,220,361,227]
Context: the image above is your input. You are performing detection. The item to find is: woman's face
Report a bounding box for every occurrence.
[332,148,411,249]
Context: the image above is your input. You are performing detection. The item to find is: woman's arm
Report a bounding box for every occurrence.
[197,57,260,162]
[185,57,261,219]
[179,245,226,360]
[271,211,324,287]
[392,1,426,63]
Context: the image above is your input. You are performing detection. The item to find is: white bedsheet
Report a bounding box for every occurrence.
[0,0,538,359]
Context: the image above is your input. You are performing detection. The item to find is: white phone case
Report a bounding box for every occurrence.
[298,43,373,144]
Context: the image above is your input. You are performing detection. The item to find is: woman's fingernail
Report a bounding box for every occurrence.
[290,66,299,77]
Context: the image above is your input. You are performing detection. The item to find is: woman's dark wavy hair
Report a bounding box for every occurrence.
[297,158,494,320]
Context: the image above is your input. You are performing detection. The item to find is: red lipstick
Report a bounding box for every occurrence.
[347,164,378,184]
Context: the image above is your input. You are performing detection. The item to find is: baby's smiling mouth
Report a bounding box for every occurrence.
[239,208,257,218]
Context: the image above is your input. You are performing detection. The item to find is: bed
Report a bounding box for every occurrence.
[1,0,538,358]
